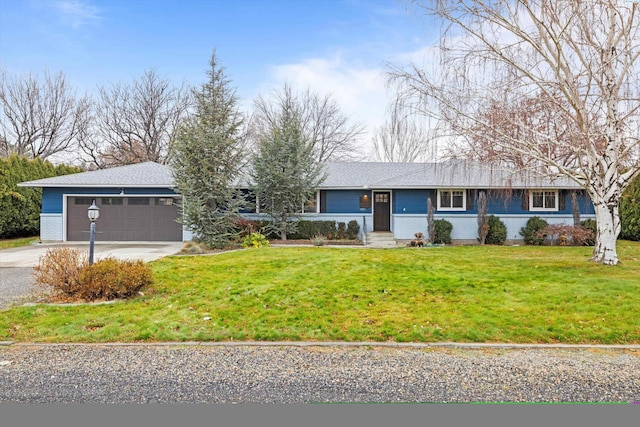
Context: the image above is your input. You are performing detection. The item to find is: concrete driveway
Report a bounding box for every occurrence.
[0,242,184,268]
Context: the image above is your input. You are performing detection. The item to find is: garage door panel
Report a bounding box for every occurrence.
[67,196,182,241]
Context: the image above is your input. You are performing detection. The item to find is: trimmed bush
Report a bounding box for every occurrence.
[337,222,346,239]
[288,220,337,240]
[346,220,360,240]
[432,219,452,244]
[77,258,153,301]
[33,247,87,296]
[485,215,507,245]
[520,216,549,245]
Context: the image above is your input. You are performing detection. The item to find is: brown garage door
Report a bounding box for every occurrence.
[67,196,182,241]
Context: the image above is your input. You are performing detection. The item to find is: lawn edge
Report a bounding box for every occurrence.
[4,341,640,350]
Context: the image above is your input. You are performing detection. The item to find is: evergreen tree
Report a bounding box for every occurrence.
[0,155,81,238]
[251,108,325,240]
[171,52,246,248]
[620,175,640,241]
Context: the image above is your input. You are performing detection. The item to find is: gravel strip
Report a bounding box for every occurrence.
[0,345,638,403]
[0,268,46,310]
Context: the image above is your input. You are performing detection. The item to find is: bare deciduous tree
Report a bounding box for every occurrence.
[389,0,640,265]
[251,84,365,162]
[0,70,91,160]
[82,69,191,168]
[373,99,432,162]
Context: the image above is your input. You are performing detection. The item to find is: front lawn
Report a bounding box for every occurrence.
[0,236,39,250]
[1,243,639,344]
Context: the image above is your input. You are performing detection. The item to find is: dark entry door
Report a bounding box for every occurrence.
[373,192,391,231]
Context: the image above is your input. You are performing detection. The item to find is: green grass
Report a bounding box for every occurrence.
[0,236,39,250]
[1,243,639,344]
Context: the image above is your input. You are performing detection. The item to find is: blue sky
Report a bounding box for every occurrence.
[0,0,438,158]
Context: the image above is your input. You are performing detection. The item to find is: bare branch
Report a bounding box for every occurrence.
[0,70,91,160]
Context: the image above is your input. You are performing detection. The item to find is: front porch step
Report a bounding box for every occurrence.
[365,232,398,248]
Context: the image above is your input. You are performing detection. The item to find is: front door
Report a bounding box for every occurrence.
[373,192,391,231]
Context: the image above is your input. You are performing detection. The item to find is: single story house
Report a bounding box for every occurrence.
[19,161,595,244]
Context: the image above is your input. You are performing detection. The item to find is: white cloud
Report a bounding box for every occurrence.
[259,54,393,160]
[54,0,101,29]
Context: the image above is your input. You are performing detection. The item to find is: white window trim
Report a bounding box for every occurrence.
[529,189,559,212]
[437,189,466,211]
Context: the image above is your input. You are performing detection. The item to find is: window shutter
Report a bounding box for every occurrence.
[521,190,529,211]
[558,190,566,211]
[466,190,475,211]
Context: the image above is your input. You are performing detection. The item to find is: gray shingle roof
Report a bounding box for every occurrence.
[320,161,581,189]
[18,162,174,188]
[19,160,580,189]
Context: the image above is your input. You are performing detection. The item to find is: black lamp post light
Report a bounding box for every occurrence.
[87,199,100,265]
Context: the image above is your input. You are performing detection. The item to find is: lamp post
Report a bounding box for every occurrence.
[87,199,100,265]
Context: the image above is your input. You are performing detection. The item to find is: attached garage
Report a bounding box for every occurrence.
[18,162,187,242]
[67,196,182,241]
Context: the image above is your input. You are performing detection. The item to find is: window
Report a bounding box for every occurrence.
[437,189,465,211]
[102,197,123,205]
[303,192,318,213]
[530,190,558,211]
[74,197,93,205]
[155,197,174,206]
[375,193,389,203]
[128,197,150,206]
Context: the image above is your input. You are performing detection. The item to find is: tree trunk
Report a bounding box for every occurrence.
[590,196,621,265]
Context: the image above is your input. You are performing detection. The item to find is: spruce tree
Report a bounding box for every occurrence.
[251,108,325,240]
[172,52,246,248]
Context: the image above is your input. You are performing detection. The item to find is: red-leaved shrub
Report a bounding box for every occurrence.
[537,225,595,246]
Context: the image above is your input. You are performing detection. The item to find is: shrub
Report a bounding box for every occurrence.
[580,219,597,246]
[520,216,549,245]
[432,219,452,244]
[346,220,360,240]
[234,218,261,237]
[242,232,269,248]
[289,220,337,240]
[620,174,640,241]
[337,222,346,239]
[33,247,87,296]
[537,224,595,246]
[77,258,153,301]
[178,241,210,254]
[311,234,328,246]
[485,215,507,245]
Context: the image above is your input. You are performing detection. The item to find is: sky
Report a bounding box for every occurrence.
[0,0,439,160]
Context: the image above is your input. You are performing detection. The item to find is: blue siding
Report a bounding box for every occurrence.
[323,190,371,213]
[42,187,178,214]
[320,188,594,216]
[393,190,431,214]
